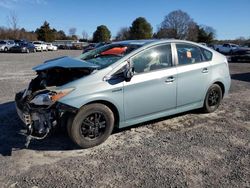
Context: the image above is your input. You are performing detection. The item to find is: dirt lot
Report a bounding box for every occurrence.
[0,51,249,188]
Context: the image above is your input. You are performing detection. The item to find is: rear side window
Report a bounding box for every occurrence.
[176,43,203,65]
[200,47,213,61]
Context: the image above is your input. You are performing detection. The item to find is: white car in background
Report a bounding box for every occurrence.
[46,43,58,51]
[0,40,15,52]
[32,41,48,52]
[216,43,239,54]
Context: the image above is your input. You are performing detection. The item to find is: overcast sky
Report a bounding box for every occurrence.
[0,0,249,40]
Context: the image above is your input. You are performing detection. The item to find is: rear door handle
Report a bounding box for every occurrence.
[165,76,175,83]
[202,68,209,73]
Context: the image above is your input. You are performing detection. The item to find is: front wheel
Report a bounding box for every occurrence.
[69,103,114,149]
[202,84,222,113]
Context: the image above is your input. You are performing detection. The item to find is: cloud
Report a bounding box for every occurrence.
[0,0,17,9]
[0,0,47,9]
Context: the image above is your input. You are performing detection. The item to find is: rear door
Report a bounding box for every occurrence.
[174,43,211,107]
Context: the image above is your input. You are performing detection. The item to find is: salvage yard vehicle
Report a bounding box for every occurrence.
[0,40,15,52]
[10,42,36,53]
[216,43,239,54]
[15,39,231,148]
[231,46,250,62]
[32,41,48,52]
[46,43,58,51]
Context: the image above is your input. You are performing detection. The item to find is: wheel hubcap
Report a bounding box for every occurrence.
[208,89,219,106]
[80,112,106,139]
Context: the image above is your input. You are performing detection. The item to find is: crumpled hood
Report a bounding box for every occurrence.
[33,56,99,71]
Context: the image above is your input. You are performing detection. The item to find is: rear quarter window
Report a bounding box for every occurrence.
[200,48,213,61]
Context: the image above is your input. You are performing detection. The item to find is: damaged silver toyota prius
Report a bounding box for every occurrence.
[15,39,231,148]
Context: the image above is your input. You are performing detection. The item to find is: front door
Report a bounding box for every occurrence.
[123,44,177,121]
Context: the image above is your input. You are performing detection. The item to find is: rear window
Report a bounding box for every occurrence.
[176,43,203,65]
[0,41,6,44]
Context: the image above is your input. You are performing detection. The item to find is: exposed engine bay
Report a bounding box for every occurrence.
[15,67,93,147]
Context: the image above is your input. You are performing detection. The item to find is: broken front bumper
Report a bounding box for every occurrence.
[15,90,78,147]
[16,103,32,126]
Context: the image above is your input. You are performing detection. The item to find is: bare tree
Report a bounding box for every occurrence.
[160,10,195,40]
[82,30,88,40]
[186,22,199,42]
[7,11,18,30]
[69,27,77,36]
[7,11,19,39]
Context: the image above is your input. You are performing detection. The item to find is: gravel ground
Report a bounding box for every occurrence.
[0,51,249,188]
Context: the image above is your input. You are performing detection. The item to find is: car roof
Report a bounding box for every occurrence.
[112,39,210,47]
[112,39,158,46]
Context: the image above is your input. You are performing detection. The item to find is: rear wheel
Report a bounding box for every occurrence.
[69,103,114,148]
[202,84,222,113]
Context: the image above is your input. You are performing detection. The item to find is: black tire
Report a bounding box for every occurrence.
[202,84,222,113]
[69,103,114,149]
[66,114,75,140]
[4,47,8,52]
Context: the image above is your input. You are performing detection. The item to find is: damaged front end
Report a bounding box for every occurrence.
[15,57,96,147]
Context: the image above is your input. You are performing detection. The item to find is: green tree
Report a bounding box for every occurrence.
[35,21,55,42]
[197,25,216,44]
[129,17,152,39]
[54,30,67,40]
[93,25,111,42]
[116,27,130,41]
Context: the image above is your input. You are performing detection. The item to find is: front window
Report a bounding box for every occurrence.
[78,43,141,69]
[131,44,172,74]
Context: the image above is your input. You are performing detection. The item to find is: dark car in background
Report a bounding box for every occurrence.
[231,47,250,62]
[10,42,36,53]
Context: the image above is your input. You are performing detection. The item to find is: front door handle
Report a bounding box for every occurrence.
[165,76,175,83]
[202,68,209,73]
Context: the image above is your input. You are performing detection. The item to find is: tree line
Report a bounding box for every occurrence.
[0,10,249,44]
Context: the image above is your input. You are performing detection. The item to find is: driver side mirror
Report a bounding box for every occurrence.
[123,60,134,82]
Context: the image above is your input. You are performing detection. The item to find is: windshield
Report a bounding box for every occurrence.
[78,43,141,69]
